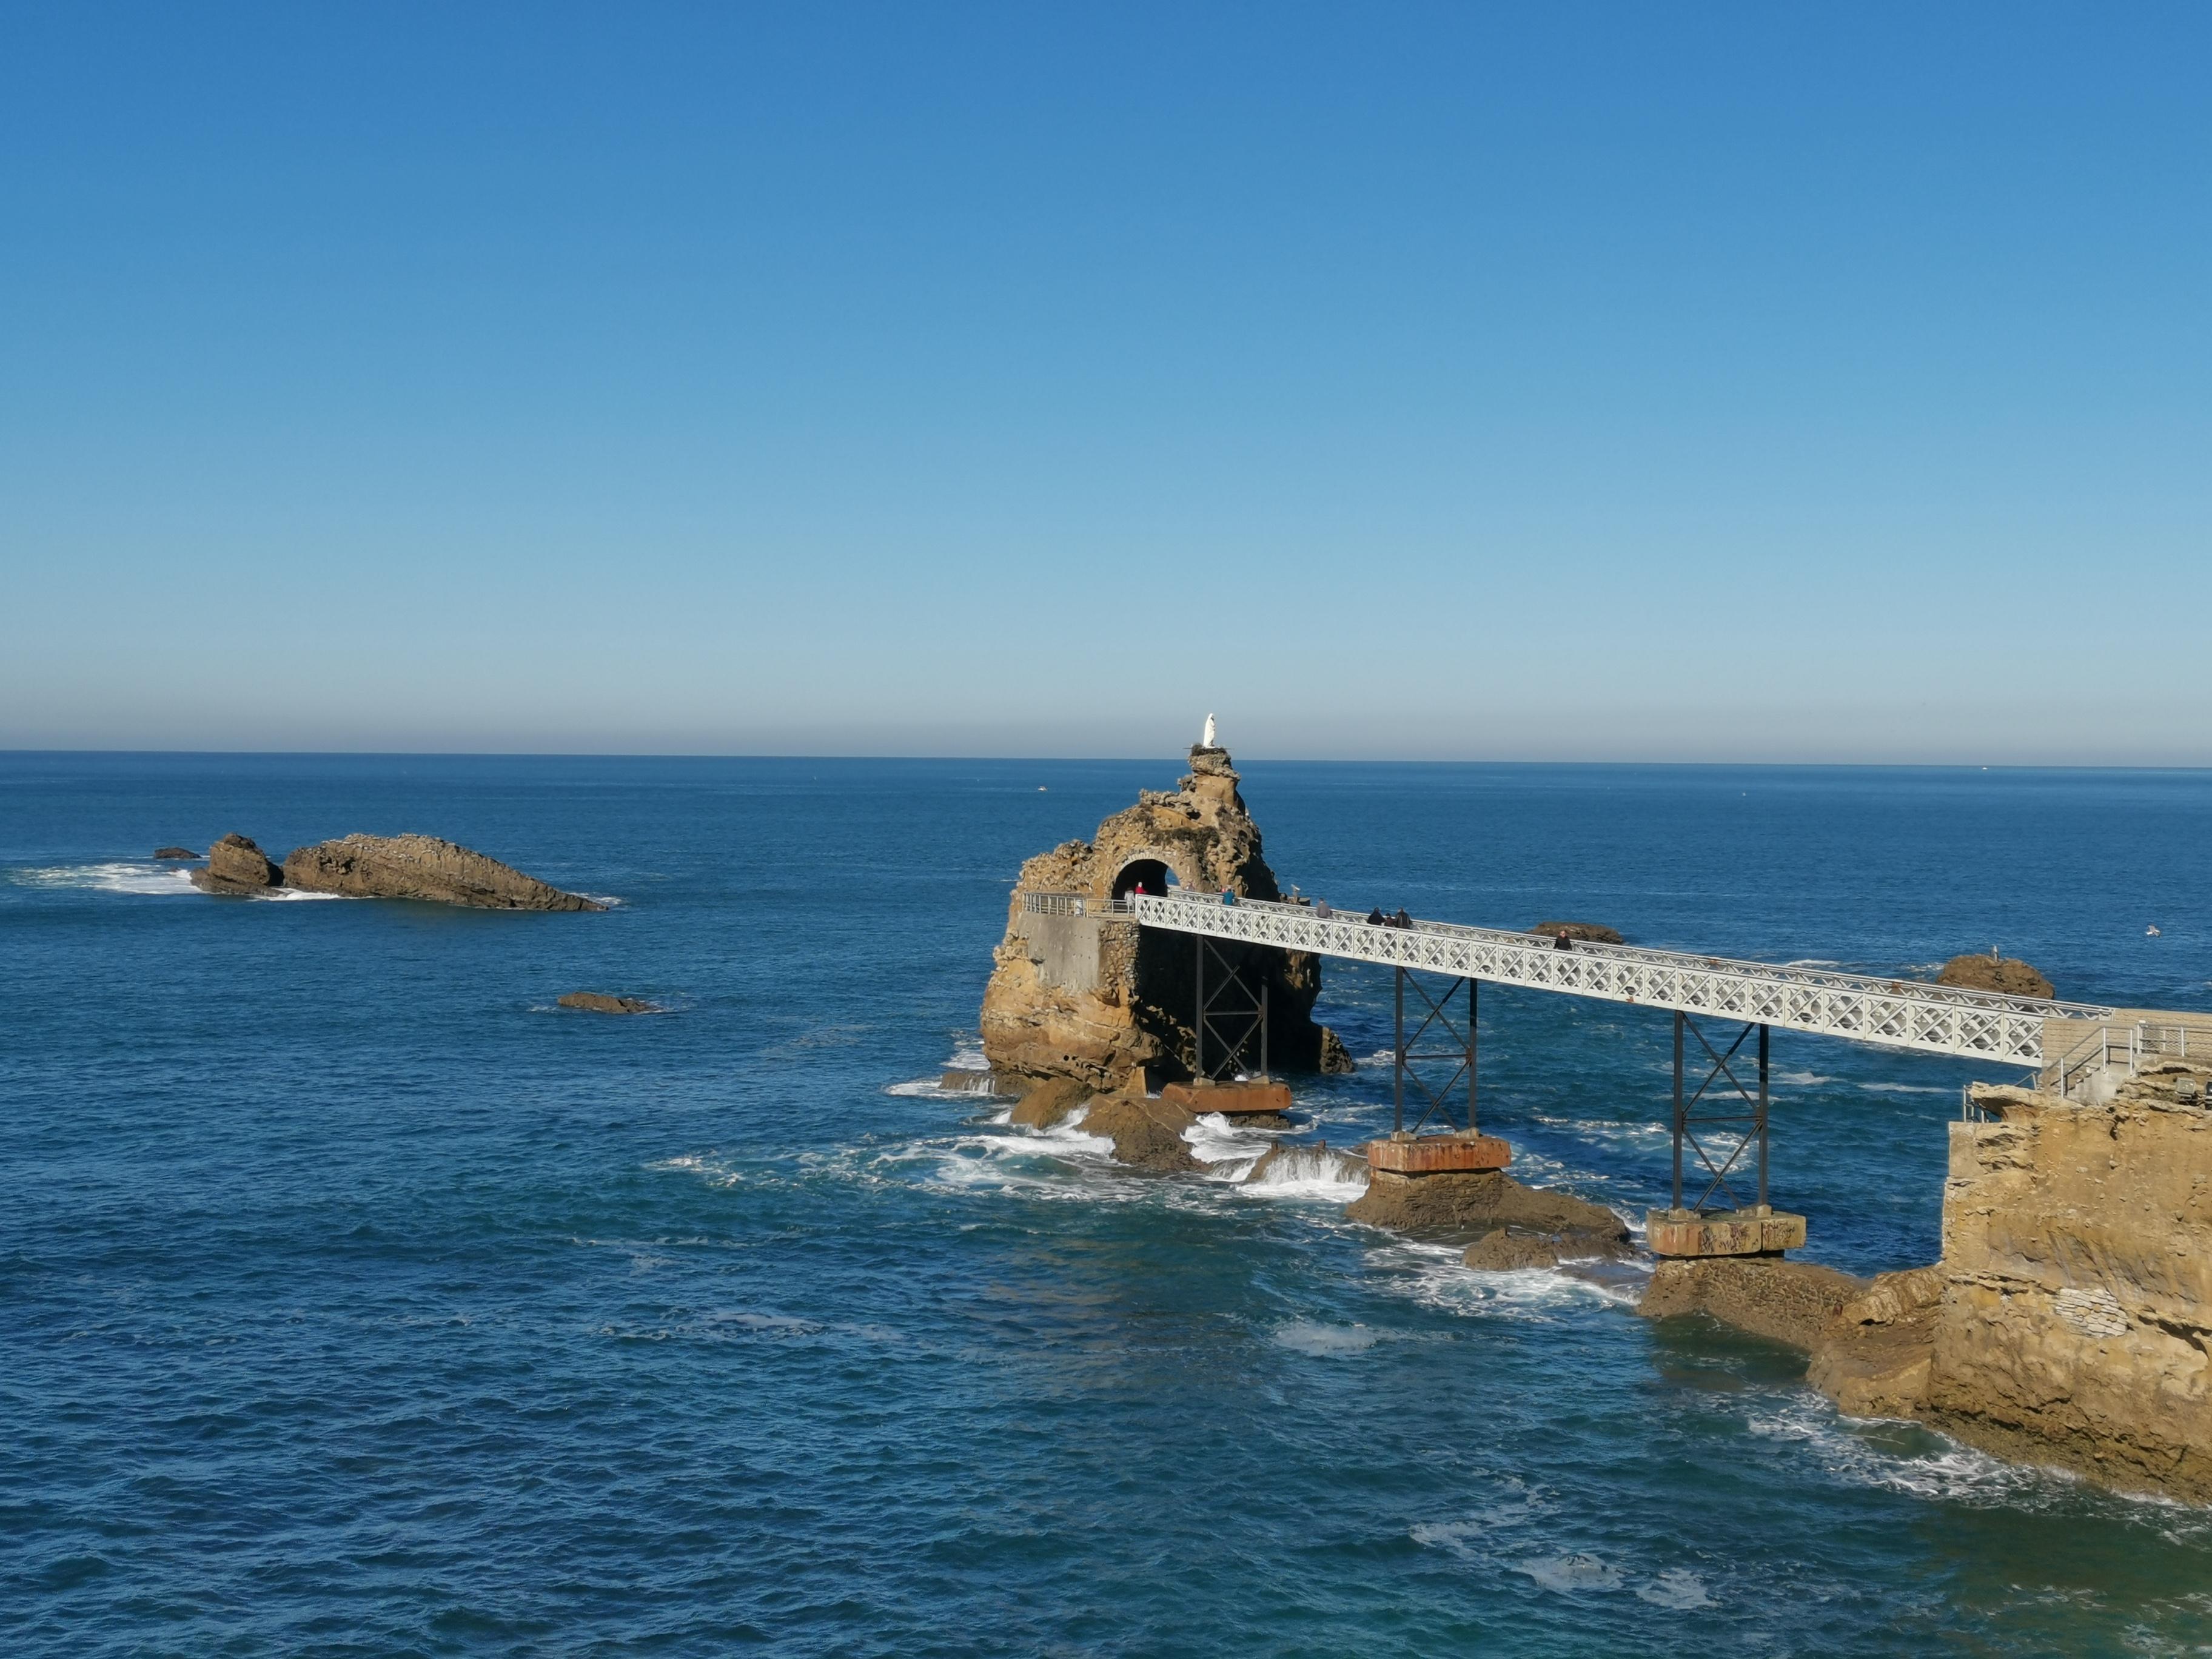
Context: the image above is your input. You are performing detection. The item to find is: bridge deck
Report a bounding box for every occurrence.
[1125,891,2112,1067]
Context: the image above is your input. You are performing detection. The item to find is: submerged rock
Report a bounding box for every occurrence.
[1077,1091,1204,1174]
[153,846,199,861]
[283,834,605,911]
[1936,953,2054,999]
[1344,1168,1629,1248]
[1464,1230,1563,1272]
[980,741,1344,1091]
[1530,921,1623,945]
[557,992,656,1014]
[190,833,283,895]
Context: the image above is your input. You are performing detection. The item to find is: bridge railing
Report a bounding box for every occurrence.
[1126,889,2114,1065]
[1018,890,1134,919]
[2053,1019,2212,1098]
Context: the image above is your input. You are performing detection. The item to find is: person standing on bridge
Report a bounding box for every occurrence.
[1366,907,1384,925]
[1554,928,1574,951]
[1221,888,1237,907]
[1315,899,1333,920]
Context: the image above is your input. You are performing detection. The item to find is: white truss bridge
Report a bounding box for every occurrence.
[1125,891,2111,1067]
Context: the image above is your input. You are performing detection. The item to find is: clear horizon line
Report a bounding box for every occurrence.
[4,746,2210,774]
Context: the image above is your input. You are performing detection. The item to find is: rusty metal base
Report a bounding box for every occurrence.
[1363,1131,1513,1175]
[1162,1078,1293,1116]
[1645,1205,1806,1258]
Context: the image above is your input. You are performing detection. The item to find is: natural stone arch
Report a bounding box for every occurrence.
[1103,848,1199,900]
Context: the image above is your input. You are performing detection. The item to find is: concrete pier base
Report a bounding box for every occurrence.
[1162,1078,1292,1116]
[1363,1131,1512,1175]
[1646,1205,1806,1259]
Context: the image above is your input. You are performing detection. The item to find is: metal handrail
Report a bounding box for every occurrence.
[1126,890,2115,1065]
[1139,891,2108,1021]
[1019,890,1136,919]
[2054,1018,2212,1098]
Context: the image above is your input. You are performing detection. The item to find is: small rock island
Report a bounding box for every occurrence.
[189,831,603,911]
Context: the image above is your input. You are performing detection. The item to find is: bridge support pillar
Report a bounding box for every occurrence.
[1392,968,1480,1136]
[1194,935,1269,1082]
[1651,1013,1803,1257]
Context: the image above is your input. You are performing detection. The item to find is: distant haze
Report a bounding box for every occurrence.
[2,5,2207,764]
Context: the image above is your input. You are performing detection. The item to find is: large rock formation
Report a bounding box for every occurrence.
[282,834,605,911]
[189,833,283,895]
[1643,1065,2212,1505]
[979,744,1347,1091]
[1937,952,2055,999]
[557,992,656,1014]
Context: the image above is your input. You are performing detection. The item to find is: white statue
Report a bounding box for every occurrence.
[1202,712,1217,748]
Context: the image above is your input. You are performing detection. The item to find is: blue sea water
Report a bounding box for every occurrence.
[4,752,2211,1657]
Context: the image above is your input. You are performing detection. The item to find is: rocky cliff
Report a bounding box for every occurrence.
[980,745,1348,1090]
[1647,1064,2212,1504]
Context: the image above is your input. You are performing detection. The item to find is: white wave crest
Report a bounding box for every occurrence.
[13,862,200,895]
[1238,1144,1370,1201]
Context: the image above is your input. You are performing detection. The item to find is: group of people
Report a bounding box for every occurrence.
[1363,906,1414,929]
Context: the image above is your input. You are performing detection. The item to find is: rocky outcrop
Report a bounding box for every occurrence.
[1910,1071,2212,1502]
[1344,1168,1629,1248]
[557,992,656,1014]
[283,834,604,911]
[153,846,199,861]
[1646,1067,2212,1505]
[1937,952,2054,999]
[1640,1257,1866,1350]
[1532,922,1623,945]
[979,744,1346,1091]
[190,833,283,895]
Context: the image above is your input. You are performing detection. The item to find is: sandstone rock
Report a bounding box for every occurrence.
[153,846,199,860]
[1806,1266,1943,1418]
[1532,921,1624,945]
[282,834,605,911]
[1638,1256,1866,1351]
[557,992,656,1014]
[190,833,283,894]
[979,744,1342,1091]
[1464,1230,1561,1272]
[1344,1168,1628,1247]
[1936,953,2054,999]
[1913,1073,2212,1504]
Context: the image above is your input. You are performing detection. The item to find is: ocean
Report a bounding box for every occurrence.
[5,752,2210,1656]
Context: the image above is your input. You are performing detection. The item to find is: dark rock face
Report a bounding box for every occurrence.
[190,833,283,895]
[1344,1169,1629,1247]
[1936,953,2054,999]
[1532,921,1623,945]
[153,846,199,860]
[557,992,655,1014]
[283,834,605,911]
[1077,1093,1204,1173]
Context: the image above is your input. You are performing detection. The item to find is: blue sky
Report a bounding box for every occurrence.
[2,4,2206,761]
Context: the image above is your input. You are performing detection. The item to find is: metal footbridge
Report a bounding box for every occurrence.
[1027,885,2122,1224]
[1129,890,2105,1065]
